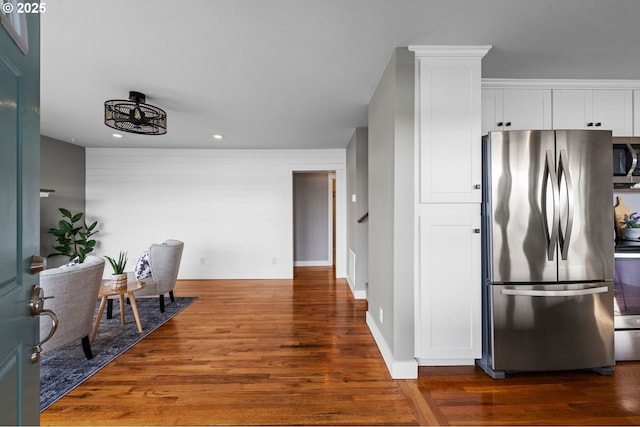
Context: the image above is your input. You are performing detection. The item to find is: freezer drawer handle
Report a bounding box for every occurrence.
[501,286,609,297]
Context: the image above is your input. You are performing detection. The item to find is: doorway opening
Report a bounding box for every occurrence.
[292,171,336,276]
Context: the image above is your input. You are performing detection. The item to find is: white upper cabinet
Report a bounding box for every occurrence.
[482,88,552,135]
[552,89,633,136]
[413,46,490,204]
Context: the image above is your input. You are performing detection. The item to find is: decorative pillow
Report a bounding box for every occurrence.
[63,257,80,267]
[135,250,151,280]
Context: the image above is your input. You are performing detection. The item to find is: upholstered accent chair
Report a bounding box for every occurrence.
[129,239,184,312]
[39,255,105,359]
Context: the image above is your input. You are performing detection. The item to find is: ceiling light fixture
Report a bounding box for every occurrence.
[212,133,224,140]
[104,91,167,135]
[112,133,123,138]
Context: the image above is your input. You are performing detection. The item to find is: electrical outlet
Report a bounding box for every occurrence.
[379,307,383,324]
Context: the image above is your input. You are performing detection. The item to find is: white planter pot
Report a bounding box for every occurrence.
[110,273,128,289]
[621,227,640,240]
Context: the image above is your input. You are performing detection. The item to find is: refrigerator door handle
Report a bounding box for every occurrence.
[558,149,574,260]
[501,286,609,297]
[542,150,560,261]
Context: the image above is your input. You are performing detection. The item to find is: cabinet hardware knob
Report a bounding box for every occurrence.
[473,228,481,234]
[505,122,511,127]
[587,122,594,127]
[497,122,503,127]
[595,122,602,127]
[474,184,481,189]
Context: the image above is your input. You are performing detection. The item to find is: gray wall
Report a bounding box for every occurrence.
[40,136,86,266]
[293,172,330,264]
[368,47,415,361]
[346,128,368,296]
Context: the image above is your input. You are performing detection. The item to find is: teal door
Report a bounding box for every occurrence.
[0,10,41,426]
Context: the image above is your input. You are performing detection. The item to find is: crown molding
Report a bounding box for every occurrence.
[482,78,640,89]
[409,45,492,59]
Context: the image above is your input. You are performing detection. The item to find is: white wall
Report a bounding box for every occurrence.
[86,148,346,279]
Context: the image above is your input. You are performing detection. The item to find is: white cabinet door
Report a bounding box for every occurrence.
[503,89,552,130]
[551,89,590,130]
[415,204,481,364]
[482,88,551,134]
[416,60,483,203]
[592,90,633,136]
[481,88,502,135]
[553,89,632,136]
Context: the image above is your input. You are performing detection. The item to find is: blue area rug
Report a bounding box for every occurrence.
[39,296,197,411]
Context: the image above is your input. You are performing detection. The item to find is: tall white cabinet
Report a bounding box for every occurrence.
[410,45,489,365]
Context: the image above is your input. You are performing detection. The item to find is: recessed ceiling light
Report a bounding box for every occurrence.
[212,133,224,140]
[112,133,124,138]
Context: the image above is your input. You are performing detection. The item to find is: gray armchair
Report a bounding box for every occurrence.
[129,239,184,312]
[39,255,105,359]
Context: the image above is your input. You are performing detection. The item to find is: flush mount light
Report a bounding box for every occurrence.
[212,133,224,140]
[104,91,167,135]
[112,133,123,138]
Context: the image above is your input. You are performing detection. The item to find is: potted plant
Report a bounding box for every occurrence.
[48,208,98,263]
[105,251,128,288]
[621,212,640,240]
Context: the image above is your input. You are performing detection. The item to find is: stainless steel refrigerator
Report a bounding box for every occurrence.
[477,130,615,379]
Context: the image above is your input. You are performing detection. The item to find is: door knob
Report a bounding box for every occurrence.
[30,285,58,363]
[29,255,47,274]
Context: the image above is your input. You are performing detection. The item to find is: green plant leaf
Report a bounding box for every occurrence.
[58,220,72,232]
[48,209,99,262]
[48,229,65,237]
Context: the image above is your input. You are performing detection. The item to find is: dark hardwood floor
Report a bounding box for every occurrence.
[41,267,640,426]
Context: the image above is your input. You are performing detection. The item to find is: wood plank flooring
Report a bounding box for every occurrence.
[41,267,640,426]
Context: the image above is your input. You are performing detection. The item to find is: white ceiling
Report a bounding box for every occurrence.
[40,0,640,150]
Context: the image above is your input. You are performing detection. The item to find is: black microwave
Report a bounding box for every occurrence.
[613,137,640,188]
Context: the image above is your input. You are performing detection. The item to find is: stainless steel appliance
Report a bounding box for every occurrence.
[477,130,615,379]
[613,137,640,188]
[613,251,640,360]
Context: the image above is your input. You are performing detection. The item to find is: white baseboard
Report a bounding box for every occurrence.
[294,260,332,267]
[416,358,477,366]
[345,276,367,300]
[365,311,418,379]
[353,289,367,299]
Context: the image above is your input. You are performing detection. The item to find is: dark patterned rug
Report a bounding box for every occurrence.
[39,296,197,411]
